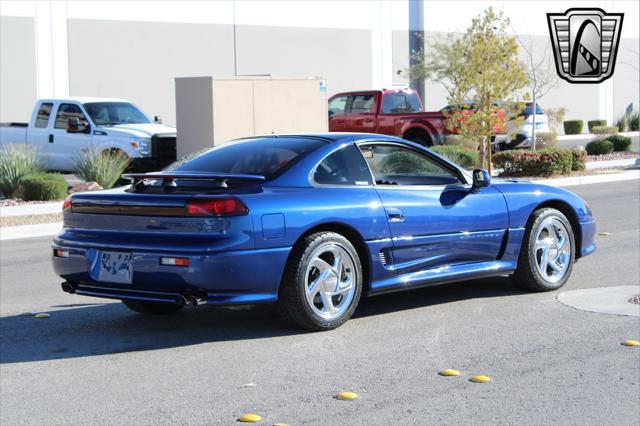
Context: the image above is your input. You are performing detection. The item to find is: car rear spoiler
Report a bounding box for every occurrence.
[122,172,266,187]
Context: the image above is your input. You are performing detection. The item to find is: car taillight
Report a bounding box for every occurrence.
[186,197,248,217]
[63,196,72,212]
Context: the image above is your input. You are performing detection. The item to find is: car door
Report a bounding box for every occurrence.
[50,103,93,171]
[328,95,349,131]
[359,142,509,276]
[27,102,55,168]
[341,93,378,133]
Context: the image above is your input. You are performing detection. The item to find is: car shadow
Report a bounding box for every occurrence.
[0,276,526,364]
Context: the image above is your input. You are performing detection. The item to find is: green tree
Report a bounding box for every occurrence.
[410,8,529,174]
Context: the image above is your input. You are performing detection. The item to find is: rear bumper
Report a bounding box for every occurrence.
[52,244,291,305]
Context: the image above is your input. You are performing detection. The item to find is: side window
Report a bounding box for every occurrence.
[34,103,53,128]
[314,144,372,186]
[381,92,421,114]
[54,104,88,129]
[350,94,375,114]
[359,144,460,186]
[328,96,348,116]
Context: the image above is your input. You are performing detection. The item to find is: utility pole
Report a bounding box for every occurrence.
[409,0,425,102]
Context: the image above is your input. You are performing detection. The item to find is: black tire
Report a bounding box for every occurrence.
[405,133,432,147]
[121,299,184,315]
[513,208,575,292]
[278,232,363,331]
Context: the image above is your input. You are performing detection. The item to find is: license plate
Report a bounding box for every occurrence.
[96,251,133,284]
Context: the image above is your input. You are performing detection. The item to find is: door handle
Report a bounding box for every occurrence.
[386,208,405,222]
[363,118,374,123]
[49,134,54,143]
[334,120,345,124]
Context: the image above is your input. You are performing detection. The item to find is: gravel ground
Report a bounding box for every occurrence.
[587,152,639,161]
[0,213,62,228]
[0,199,64,208]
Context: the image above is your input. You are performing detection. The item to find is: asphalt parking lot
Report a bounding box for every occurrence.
[1,180,639,425]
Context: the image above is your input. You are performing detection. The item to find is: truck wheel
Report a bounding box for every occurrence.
[512,208,575,292]
[121,299,184,315]
[278,232,362,331]
[406,134,432,147]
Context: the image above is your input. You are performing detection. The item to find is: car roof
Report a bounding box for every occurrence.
[38,97,131,103]
[235,132,406,144]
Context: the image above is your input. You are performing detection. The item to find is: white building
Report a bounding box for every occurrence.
[1,0,638,130]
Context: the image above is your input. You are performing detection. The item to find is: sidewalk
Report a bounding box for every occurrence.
[557,131,639,142]
[0,201,63,217]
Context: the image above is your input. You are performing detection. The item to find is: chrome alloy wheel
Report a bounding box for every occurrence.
[533,217,571,284]
[304,243,357,320]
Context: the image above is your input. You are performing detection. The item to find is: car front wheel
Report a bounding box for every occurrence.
[278,232,362,331]
[513,208,575,291]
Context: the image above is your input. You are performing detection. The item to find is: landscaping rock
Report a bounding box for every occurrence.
[69,181,103,194]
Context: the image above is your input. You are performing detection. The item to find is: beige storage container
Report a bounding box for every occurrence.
[175,75,328,158]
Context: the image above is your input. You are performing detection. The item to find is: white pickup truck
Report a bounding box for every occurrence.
[0,97,177,172]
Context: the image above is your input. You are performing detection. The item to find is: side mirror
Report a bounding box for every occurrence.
[472,169,491,189]
[66,117,80,133]
[154,115,163,124]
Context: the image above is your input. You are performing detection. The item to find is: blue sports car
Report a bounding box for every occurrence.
[52,133,596,330]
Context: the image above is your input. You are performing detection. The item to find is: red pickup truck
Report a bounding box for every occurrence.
[328,88,448,146]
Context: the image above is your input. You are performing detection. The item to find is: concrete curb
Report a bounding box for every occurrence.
[586,158,639,169]
[0,222,62,241]
[533,169,640,187]
[557,285,640,317]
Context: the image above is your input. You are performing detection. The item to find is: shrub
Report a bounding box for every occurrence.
[585,139,614,155]
[545,107,567,133]
[0,144,42,197]
[534,132,557,150]
[615,115,628,132]
[73,148,131,189]
[563,120,584,135]
[381,150,440,174]
[19,173,68,201]
[493,148,573,177]
[431,145,479,169]
[591,126,618,136]
[587,119,607,132]
[571,146,587,171]
[605,135,632,152]
[629,112,639,131]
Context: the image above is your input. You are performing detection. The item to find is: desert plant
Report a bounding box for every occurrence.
[585,139,614,155]
[629,112,639,131]
[545,107,567,133]
[19,173,68,201]
[605,135,632,152]
[570,146,587,171]
[614,115,628,132]
[587,119,607,132]
[534,132,557,150]
[73,148,131,189]
[431,145,479,169]
[0,144,42,197]
[563,120,584,135]
[591,126,618,136]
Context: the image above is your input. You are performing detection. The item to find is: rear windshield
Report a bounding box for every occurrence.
[166,137,327,181]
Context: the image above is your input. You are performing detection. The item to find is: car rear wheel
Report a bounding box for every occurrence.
[513,208,575,291]
[278,232,362,331]
[121,299,184,315]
